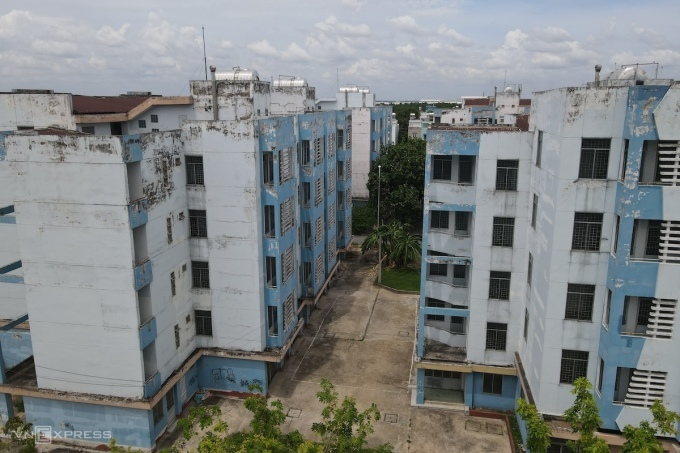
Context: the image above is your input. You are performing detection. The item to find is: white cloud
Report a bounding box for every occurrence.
[220,40,234,49]
[95,24,130,47]
[437,25,471,45]
[397,44,415,55]
[315,16,370,37]
[388,15,422,34]
[281,42,311,62]
[247,39,280,57]
[340,0,366,11]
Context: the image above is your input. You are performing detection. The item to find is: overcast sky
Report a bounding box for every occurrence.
[2,0,679,100]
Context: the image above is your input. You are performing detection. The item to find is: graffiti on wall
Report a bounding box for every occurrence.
[210,368,263,389]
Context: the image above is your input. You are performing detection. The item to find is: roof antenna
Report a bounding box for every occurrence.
[336,68,339,92]
[503,70,507,88]
[202,26,208,81]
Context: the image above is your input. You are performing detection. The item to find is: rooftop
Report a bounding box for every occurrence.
[72,95,159,114]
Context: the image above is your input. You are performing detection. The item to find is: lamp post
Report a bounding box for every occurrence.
[377,164,382,283]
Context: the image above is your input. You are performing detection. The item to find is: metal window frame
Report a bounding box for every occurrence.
[189,209,208,238]
[495,160,519,191]
[191,261,210,289]
[560,349,589,384]
[565,283,595,321]
[186,156,205,186]
[492,217,515,247]
[432,156,453,180]
[486,322,508,350]
[572,212,603,251]
[489,271,511,300]
[194,310,213,336]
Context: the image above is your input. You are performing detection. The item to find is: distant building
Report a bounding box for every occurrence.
[316,86,393,201]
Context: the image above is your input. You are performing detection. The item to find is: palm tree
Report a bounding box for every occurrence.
[361,221,421,268]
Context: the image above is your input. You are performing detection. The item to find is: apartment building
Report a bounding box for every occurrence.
[414,67,680,448]
[316,85,393,201]
[0,68,352,448]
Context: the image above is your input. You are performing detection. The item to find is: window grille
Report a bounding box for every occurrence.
[572,212,603,251]
[489,271,511,300]
[496,160,519,190]
[486,323,507,350]
[560,350,589,384]
[283,293,295,330]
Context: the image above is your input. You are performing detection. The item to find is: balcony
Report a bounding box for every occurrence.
[143,371,162,398]
[425,280,469,305]
[128,198,149,229]
[133,259,153,290]
[139,317,157,350]
[429,181,476,206]
[428,230,472,256]
[621,297,676,340]
[122,135,143,163]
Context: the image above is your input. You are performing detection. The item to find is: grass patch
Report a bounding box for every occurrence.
[379,267,420,292]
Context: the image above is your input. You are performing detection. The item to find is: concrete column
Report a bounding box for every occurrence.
[464,373,474,407]
[415,368,425,405]
[0,393,14,425]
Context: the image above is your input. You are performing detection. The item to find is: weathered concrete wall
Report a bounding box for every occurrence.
[0,93,75,131]
[351,108,371,199]
[198,356,267,394]
[182,120,265,352]
[0,329,31,369]
[270,86,315,115]
[7,134,146,397]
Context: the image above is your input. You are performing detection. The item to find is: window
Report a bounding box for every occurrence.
[186,156,205,186]
[282,246,294,283]
[280,197,294,235]
[454,212,470,236]
[432,156,452,180]
[524,309,529,341]
[174,324,180,349]
[81,125,95,134]
[314,178,323,206]
[560,350,589,384]
[637,298,653,327]
[426,299,445,322]
[301,140,311,166]
[337,130,344,150]
[489,271,511,300]
[597,358,604,393]
[189,209,208,238]
[536,131,543,167]
[486,323,507,350]
[170,272,176,296]
[620,140,629,181]
[139,119,147,129]
[314,138,323,166]
[578,138,610,179]
[302,262,312,287]
[152,401,164,424]
[492,217,514,247]
[565,284,595,321]
[263,152,274,186]
[264,205,275,238]
[303,222,312,247]
[572,213,603,251]
[279,148,292,183]
[152,128,159,132]
[268,306,279,336]
[192,261,210,288]
[429,262,447,277]
[483,374,503,395]
[458,156,474,184]
[527,254,533,286]
[166,389,175,412]
[613,215,620,254]
[531,194,538,229]
[302,182,311,207]
[431,211,449,229]
[266,256,277,288]
[151,114,159,123]
[338,191,345,211]
[195,310,213,336]
[496,160,519,190]
[315,216,323,245]
[337,162,345,180]
[645,220,662,257]
[603,289,612,327]
[452,265,467,286]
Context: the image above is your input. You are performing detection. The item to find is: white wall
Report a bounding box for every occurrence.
[351,108,371,200]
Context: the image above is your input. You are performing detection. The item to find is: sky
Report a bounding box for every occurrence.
[1,0,680,100]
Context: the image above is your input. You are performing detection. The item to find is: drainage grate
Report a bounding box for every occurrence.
[287,408,302,418]
[398,331,410,337]
[486,423,504,435]
[465,420,481,432]
[383,413,398,424]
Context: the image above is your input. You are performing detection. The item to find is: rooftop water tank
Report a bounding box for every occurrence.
[215,67,260,81]
[273,77,308,87]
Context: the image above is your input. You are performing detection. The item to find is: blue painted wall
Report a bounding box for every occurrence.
[470,373,517,411]
[0,330,32,370]
[23,397,154,448]
[198,356,268,394]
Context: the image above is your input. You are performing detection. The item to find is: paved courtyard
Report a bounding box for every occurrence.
[163,252,512,452]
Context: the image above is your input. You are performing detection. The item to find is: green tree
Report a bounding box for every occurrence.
[621,399,680,453]
[312,378,391,452]
[2,416,36,453]
[390,103,426,143]
[516,399,551,453]
[563,377,609,453]
[361,221,420,267]
[366,139,426,229]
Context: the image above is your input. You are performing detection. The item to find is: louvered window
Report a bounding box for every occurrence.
[279,148,292,183]
[346,124,352,148]
[646,299,676,339]
[328,133,336,158]
[621,369,667,408]
[280,197,294,235]
[658,141,680,185]
[315,254,324,285]
[660,221,680,263]
[329,236,337,261]
[328,169,336,194]
[314,138,323,166]
[314,178,323,206]
[315,216,323,245]
[346,158,352,179]
[283,293,295,330]
[346,190,352,209]
[282,245,294,283]
[329,203,336,229]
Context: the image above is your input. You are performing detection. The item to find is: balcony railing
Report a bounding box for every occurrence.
[143,371,162,398]
[133,259,153,290]
[128,198,149,229]
[139,317,157,350]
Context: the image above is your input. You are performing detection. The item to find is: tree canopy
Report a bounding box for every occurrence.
[367,139,426,229]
